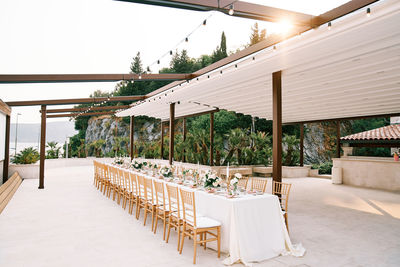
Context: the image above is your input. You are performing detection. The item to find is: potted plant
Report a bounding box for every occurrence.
[9,147,40,179]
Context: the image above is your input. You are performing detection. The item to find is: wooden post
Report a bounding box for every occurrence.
[336,120,341,158]
[210,112,214,166]
[130,116,134,160]
[169,103,175,165]
[39,105,46,189]
[3,115,10,183]
[300,123,304,167]
[161,121,164,159]
[272,71,282,185]
[183,118,187,162]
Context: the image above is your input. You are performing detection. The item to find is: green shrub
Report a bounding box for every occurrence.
[12,147,40,164]
[313,162,333,174]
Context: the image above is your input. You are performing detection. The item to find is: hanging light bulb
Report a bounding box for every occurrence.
[273,46,277,51]
[185,37,188,42]
[229,4,234,15]
[147,66,150,72]
[157,60,160,64]
[366,8,371,17]
[203,19,207,26]
[170,50,173,55]
[328,22,332,30]
[138,74,142,80]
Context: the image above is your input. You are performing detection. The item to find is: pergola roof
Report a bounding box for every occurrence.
[117,0,400,123]
[341,124,400,141]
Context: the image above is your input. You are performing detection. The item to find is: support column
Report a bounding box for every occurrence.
[169,103,175,165]
[161,121,165,159]
[300,123,304,167]
[130,116,134,160]
[39,105,46,189]
[209,112,214,166]
[183,118,187,162]
[3,115,10,183]
[336,120,341,158]
[272,71,282,185]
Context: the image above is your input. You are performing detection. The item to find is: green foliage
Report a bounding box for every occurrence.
[282,135,300,166]
[11,147,40,164]
[46,141,61,159]
[211,32,228,62]
[312,162,333,174]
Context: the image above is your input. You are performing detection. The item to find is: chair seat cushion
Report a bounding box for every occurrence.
[195,216,221,229]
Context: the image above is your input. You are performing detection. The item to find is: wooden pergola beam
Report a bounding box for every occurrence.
[272,71,282,185]
[0,73,192,84]
[117,0,313,26]
[45,105,129,113]
[161,108,219,122]
[47,111,115,118]
[6,96,144,107]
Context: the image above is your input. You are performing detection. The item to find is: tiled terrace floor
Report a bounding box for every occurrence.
[1,162,400,267]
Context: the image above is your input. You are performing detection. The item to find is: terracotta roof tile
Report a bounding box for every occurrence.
[341,124,400,141]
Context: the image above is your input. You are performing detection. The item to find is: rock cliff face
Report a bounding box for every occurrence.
[85,116,161,154]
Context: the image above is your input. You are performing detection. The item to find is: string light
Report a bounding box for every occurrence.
[138,74,142,80]
[203,19,207,26]
[185,37,188,42]
[366,8,371,17]
[229,4,234,15]
[328,22,332,30]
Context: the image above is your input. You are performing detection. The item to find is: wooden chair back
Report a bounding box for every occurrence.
[166,184,180,217]
[272,181,292,212]
[122,169,131,192]
[144,177,154,203]
[129,172,138,196]
[179,187,197,227]
[117,168,126,189]
[251,178,267,192]
[137,175,146,199]
[153,180,166,207]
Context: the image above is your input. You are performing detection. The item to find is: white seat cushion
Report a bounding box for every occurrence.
[195,216,221,229]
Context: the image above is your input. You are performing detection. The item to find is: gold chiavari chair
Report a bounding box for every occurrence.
[128,172,138,215]
[109,166,120,201]
[143,177,157,231]
[237,177,249,189]
[121,169,132,210]
[135,175,146,220]
[93,161,99,187]
[251,177,268,193]
[179,188,221,264]
[272,181,292,233]
[103,164,112,197]
[153,180,169,240]
[166,184,183,251]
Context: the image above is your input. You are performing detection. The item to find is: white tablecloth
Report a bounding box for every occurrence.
[112,166,305,266]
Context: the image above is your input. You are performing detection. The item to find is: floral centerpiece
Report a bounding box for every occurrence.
[160,166,173,179]
[113,156,124,165]
[229,173,241,192]
[131,160,143,170]
[203,171,222,189]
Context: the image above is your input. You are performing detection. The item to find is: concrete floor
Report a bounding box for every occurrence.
[1,164,399,267]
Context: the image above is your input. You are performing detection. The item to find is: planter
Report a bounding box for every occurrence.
[9,163,39,179]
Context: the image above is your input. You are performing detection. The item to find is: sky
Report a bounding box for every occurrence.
[0,0,349,124]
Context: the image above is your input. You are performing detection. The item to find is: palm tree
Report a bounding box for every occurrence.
[46,141,60,159]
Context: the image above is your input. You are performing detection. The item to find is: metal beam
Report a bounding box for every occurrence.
[0,73,191,84]
[130,116,135,160]
[46,105,130,113]
[183,117,187,162]
[300,123,304,167]
[210,112,214,166]
[272,71,282,185]
[336,121,341,158]
[6,96,144,107]
[169,103,175,165]
[39,105,46,189]
[3,115,10,183]
[161,108,219,122]
[117,0,313,26]
[161,121,165,159]
[47,111,115,118]
[283,113,400,125]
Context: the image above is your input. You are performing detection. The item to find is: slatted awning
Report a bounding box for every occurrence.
[117,0,400,123]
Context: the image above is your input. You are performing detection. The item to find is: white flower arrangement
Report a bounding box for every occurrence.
[204,171,222,188]
[160,166,173,178]
[113,156,124,165]
[131,160,143,170]
[234,173,242,179]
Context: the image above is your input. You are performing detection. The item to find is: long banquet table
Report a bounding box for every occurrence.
[110,164,305,266]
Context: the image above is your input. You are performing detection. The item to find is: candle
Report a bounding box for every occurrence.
[227,162,229,179]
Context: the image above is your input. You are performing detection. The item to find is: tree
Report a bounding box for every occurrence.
[211,32,228,63]
[130,52,144,74]
[249,23,266,46]
[46,141,61,159]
